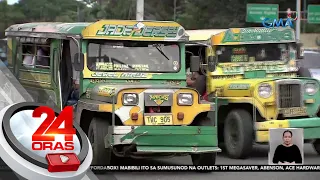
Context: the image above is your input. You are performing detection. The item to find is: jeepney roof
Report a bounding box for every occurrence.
[186,29,227,42]
[5,20,189,42]
[211,27,296,45]
[5,22,91,39]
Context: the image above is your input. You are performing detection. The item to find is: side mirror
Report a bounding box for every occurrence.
[190,56,200,72]
[297,43,304,59]
[74,53,84,71]
[207,56,216,72]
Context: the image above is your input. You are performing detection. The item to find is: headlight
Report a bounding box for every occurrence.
[177,93,193,106]
[258,83,272,98]
[122,93,138,105]
[305,83,317,95]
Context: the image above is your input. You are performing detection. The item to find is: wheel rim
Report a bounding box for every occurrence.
[228,119,239,150]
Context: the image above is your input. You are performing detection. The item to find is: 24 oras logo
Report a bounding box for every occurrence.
[32,106,76,151]
[0,102,92,178]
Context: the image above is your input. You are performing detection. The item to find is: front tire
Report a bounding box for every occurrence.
[312,139,320,155]
[191,117,217,166]
[224,109,253,159]
[88,117,112,166]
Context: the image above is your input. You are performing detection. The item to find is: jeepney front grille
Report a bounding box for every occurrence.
[278,84,301,108]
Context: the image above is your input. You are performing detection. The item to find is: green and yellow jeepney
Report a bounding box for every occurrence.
[5,20,220,165]
[186,27,320,159]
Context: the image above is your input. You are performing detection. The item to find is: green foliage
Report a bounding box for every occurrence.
[0,0,319,38]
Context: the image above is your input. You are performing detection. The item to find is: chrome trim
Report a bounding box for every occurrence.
[304,81,319,96]
[275,79,303,109]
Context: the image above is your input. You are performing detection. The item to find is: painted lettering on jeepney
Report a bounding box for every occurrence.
[228,84,250,90]
[221,28,294,43]
[95,62,150,71]
[91,72,153,79]
[96,22,179,38]
[267,73,296,77]
[98,86,116,97]
[212,75,242,79]
[162,80,181,85]
[220,62,287,74]
[126,80,141,83]
[149,95,169,105]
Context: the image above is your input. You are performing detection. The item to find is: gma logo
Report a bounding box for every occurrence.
[262,18,296,28]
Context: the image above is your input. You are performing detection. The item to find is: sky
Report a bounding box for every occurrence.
[7,0,19,5]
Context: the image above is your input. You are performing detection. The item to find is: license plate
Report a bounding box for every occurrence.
[279,107,307,117]
[144,115,173,125]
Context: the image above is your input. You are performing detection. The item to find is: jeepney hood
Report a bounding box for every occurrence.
[84,83,184,103]
[212,76,320,97]
[213,78,272,97]
[212,77,308,97]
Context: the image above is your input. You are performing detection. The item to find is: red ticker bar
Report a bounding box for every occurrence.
[90,165,320,172]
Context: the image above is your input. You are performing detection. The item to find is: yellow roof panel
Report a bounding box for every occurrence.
[186,29,227,41]
[82,20,188,41]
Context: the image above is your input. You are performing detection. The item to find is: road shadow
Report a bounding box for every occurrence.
[217,144,269,159]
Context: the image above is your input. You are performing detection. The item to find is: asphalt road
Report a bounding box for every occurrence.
[97,144,320,180]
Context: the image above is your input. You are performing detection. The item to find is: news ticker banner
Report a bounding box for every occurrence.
[90,165,320,172]
[0,61,100,180]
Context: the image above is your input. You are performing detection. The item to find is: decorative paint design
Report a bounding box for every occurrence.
[97,86,116,97]
[221,28,294,43]
[149,94,169,105]
[211,27,295,45]
[19,72,51,82]
[86,88,92,98]
[82,20,188,41]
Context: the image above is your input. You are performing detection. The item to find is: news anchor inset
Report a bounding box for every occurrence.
[0,102,92,180]
[269,128,304,165]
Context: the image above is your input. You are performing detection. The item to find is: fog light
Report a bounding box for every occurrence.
[131,113,138,120]
[177,112,184,120]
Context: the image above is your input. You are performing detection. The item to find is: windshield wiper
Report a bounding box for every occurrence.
[155,45,170,61]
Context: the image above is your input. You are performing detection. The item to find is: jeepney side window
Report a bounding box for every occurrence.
[21,43,50,69]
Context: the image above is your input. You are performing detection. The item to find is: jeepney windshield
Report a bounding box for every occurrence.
[216,43,289,63]
[87,40,180,72]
